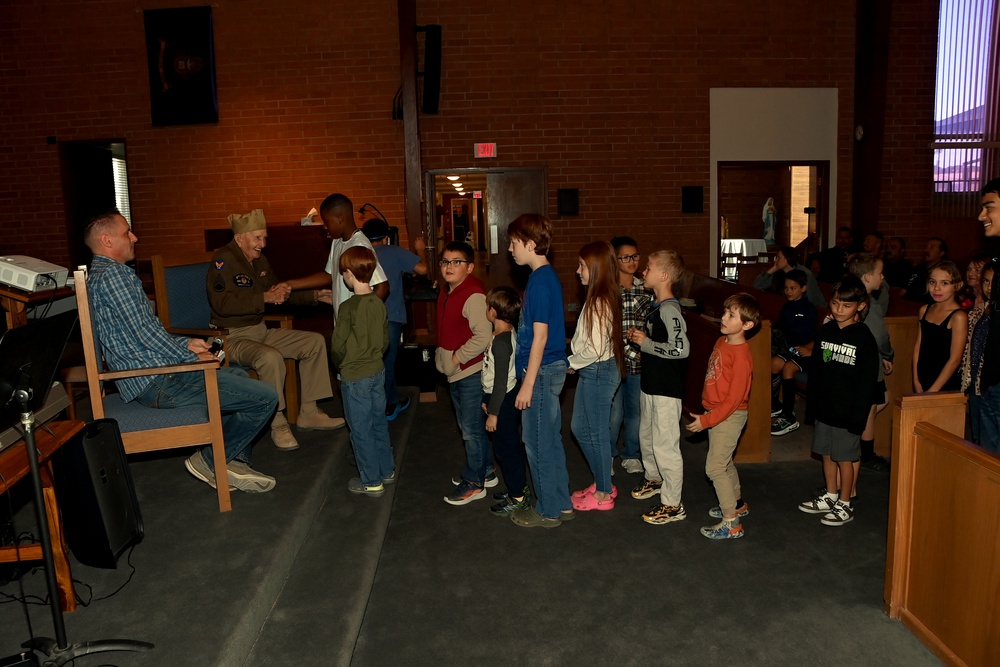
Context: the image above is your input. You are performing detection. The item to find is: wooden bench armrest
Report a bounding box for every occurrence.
[98,359,220,381]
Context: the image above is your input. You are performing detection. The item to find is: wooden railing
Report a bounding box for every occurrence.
[886,392,999,667]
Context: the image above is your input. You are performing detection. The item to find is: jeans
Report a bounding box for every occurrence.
[522,360,570,518]
[572,359,620,494]
[384,321,403,408]
[136,366,277,470]
[486,385,526,495]
[978,384,1000,453]
[342,369,395,485]
[609,371,641,460]
[449,373,492,484]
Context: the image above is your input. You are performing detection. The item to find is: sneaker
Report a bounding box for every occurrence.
[770,407,783,418]
[631,479,662,500]
[642,503,686,525]
[820,500,854,526]
[348,477,385,497]
[444,480,487,505]
[184,452,219,489]
[771,417,800,436]
[860,455,890,472]
[621,458,644,474]
[226,461,276,493]
[451,472,498,488]
[382,469,397,485]
[490,493,529,516]
[386,396,412,422]
[798,493,838,514]
[708,501,749,519]
[700,519,744,539]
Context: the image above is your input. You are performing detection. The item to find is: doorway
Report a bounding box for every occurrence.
[425,167,546,291]
[717,161,829,277]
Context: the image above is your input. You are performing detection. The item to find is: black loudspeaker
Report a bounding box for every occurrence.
[55,419,143,569]
[557,188,580,216]
[681,186,704,213]
[421,25,442,114]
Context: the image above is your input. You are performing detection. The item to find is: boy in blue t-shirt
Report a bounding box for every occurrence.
[507,214,571,528]
[362,218,429,420]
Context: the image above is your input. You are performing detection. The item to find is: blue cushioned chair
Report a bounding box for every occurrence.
[151,252,300,424]
[74,268,232,512]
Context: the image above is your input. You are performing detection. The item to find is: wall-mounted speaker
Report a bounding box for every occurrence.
[557,188,579,216]
[420,25,442,115]
[681,186,703,213]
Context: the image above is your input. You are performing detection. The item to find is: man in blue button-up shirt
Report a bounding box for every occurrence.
[84,209,279,494]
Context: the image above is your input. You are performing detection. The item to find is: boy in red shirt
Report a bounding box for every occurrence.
[686,293,761,539]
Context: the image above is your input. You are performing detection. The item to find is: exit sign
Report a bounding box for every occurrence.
[474,143,497,158]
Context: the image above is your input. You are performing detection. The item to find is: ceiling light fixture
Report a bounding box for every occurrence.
[446,175,460,181]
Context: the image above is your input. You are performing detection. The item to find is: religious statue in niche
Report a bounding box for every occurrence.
[762,197,777,245]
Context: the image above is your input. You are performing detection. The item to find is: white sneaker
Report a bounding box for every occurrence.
[621,458,644,474]
[820,500,854,526]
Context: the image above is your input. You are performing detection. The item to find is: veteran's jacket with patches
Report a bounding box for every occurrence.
[207,239,313,329]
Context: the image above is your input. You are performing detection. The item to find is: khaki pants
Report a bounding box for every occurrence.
[225,322,333,412]
[705,409,748,517]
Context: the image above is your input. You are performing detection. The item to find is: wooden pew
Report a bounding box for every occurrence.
[874,316,919,457]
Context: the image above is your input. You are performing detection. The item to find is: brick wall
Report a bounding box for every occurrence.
[0,0,939,301]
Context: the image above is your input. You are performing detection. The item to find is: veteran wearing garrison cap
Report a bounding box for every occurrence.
[207,208,345,450]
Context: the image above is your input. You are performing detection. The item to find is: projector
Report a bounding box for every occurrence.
[0,255,68,292]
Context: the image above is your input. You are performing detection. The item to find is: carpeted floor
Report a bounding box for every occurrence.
[0,384,940,666]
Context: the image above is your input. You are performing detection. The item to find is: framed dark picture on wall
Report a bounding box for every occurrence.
[143,6,218,126]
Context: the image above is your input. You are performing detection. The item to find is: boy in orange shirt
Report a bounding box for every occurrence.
[686,293,760,539]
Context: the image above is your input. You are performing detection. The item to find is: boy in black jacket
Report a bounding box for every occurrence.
[798,276,878,526]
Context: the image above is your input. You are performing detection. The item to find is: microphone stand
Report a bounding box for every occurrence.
[14,388,153,666]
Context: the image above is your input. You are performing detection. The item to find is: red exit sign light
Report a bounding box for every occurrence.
[474,143,497,158]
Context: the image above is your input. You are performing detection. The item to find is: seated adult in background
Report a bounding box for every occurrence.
[904,236,948,302]
[882,236,912,288]
[208,209,346,451]
[84,209,278,493]
[361,217,429,420]
[862,231,884,258]
[816,226,855,283]
[753,245,827,309]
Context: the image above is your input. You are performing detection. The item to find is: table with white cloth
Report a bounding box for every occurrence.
[720,238,768,280]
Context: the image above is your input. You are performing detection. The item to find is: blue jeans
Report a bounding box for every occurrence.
[522,360,570,518]
[609,371,641,460]
[384,321,403,408]
[342,368,395,485]
[978,384,1000,453]
[449,373,491,485]
[136,366,277,470]
[572,359,620,494]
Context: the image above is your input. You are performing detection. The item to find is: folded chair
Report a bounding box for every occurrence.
[74,268,232,512]
[151,252,300,423]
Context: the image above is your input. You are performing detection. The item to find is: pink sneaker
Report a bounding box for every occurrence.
[572,491,616,511]
[571,483,619,500]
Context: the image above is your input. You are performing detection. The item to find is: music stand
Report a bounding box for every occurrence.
[0,311,153,666]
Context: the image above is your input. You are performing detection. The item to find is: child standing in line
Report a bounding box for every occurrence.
[481,287,529,515]
[913,260,968,393]
[965,261,993,446]
[798,276,878,526]
[507,214,572,529]
[686,293,760,539]
[627,250,690,526]
[847,253,894,477]
[770,269,818,436]
[330,246,394,497]
[435,241,494,506]
[609,236,650,475]
[568,241,625,512]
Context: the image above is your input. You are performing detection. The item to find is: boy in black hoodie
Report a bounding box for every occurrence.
[797,276,878,526]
